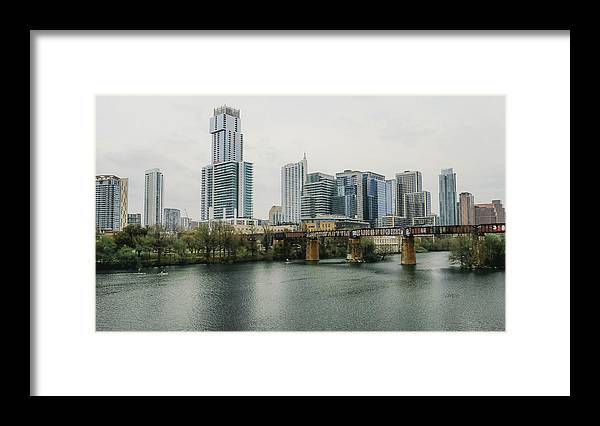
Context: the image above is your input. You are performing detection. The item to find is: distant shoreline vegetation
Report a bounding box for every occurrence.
[95,224,505,271]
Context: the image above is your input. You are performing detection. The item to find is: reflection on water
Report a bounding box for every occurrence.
[96,252,505,331]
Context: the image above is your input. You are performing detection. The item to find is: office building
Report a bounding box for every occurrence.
[412,215,440,226]
[180,216,190,230]
[301,172,336,219]
[127,213,141,227]
[439,168,458,226]
[268,205,284,225]
[458,192,475,225]
[395,171,422,217]
[163,208,181,231]
[385,179,398,216]
[96,175,128,232]
[404,191,432,220]
[475,199,505,224]
[281,154,307,224]
[201,106,254,221]
[333,170,362,220]
[144,168,164,227]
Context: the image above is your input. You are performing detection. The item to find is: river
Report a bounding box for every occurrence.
[96,252,505,331]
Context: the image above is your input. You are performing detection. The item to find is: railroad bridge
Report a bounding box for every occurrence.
[270,223,505,265]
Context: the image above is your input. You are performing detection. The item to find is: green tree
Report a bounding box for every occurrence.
[96,235,117,264]
[360,238,378,262]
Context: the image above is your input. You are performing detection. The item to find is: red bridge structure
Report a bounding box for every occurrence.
[271,223,506,265]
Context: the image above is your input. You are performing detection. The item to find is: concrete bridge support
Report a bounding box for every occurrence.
[306,239,320,263]
[347,237,363,262]
[400,236,416,265]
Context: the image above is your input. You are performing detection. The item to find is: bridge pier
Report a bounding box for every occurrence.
[306,239,320,263]
[400,235,416,265]
[347,237,363,262]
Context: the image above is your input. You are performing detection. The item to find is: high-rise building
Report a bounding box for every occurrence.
[439,168,458,226]
[201,106,254,221]
[127,213,141,227]
[96,175,128,232]
[395,171,422,217]
[268,206,284,225]
[475,199,505,224]
[333,170,363,220]
[281,154,307,224]
[209,105,243,164]
[163,208,181,231]
[458,192,475,225]
[404,191,432,220]
[385,179,398,216]
[363,171,387,227]
[144,168,164,227]
[301,172,336,219]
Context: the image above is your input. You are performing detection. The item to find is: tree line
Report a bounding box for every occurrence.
[97,224,360,269]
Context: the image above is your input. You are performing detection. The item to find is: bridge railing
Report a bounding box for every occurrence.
[270,223,505,240]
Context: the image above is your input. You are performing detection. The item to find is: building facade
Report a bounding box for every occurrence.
[458,192,475,225]
[333,170,363,220]
[302,214,370,231]
[395,171,422,217]
[144,168,164,227]
[180,216,191,230]
[363,171,387,227]
[301,172,336,219]
[439,168,458,226]
[379,215,412,228]
[404,191,432,220]
[385,179,398,216]
[201,106,254,221]
[127,213,141,227]
[96,175,128,232]
[163,208,181,231]
[475,200,505,224]
[412,215,440,226]
[281,154,307,224]
[268,205,284,225]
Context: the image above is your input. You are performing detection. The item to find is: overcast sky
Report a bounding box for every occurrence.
[96,96,505,221]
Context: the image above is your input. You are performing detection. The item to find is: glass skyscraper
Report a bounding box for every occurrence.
[201,106,254,221]
[439,168,458,226]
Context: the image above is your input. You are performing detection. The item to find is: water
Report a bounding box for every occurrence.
[96,252,505,331]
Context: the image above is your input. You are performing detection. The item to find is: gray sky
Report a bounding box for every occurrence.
[96,96,505,221]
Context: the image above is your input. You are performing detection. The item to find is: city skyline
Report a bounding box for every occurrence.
[96,96,505,220]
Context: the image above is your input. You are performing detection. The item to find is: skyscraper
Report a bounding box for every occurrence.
[385,179,398,216]
[395,171,422,217]
[458,192,475,225]
[144,168,164,227]
[301,172,336,219]
[333,170,363,220]
[404,191,432,219]
[96,175,128,232]
[163,208,181,231]
[439,168,458,226]
[363,171,386,227]
[281,154,307,224]
[201,106,254,221]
